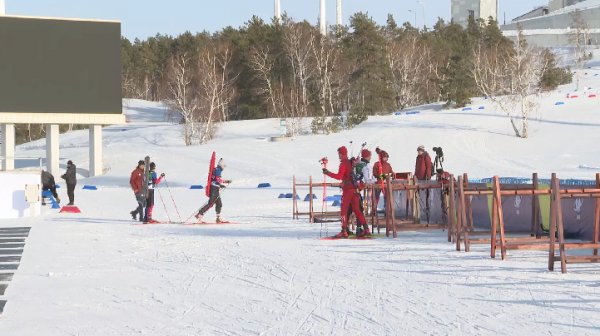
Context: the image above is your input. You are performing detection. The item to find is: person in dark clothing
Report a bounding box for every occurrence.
[41,170,60,204]
[195,159,231,223]
[144,162,164,223]
[129,160,146,222]
[61,160,77,205]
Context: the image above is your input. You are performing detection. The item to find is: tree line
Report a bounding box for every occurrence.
[122,13,571,142]
[13,12,572,145]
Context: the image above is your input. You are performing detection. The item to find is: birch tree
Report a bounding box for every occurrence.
[166,52,199,146]
[472,30,547,138]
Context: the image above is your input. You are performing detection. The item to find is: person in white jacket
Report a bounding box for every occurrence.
[360,149,376,215]
[360,149,376,185]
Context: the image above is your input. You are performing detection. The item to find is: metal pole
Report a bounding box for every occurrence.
[408,10,416,28]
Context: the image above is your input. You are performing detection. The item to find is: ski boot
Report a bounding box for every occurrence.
[333,228,349,239]
[357,225,371,238]
[130,211,137,220]
[216,215,227,224]
[195,213,204,223]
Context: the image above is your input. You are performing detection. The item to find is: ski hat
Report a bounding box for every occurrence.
[138,160,145,167]
[149,162,156,170]
[337,146,348,157]
[218,158,226,168]
[67,160,73,165]
[361,149,371,159]
[379,150,389,159]
[417,145,425,152]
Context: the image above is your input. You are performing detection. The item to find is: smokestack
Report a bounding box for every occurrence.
[274,0,281,22]
[0,0,5,15]
[336,0,342,26]
[320,0,327,35]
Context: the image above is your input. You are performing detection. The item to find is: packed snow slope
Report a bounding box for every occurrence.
[17,69,600,187]
[0,56,599,336]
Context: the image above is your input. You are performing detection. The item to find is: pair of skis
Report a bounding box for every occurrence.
[134,220,238,226]
[320,234,375,240]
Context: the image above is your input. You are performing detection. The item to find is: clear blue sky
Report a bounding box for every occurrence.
[6,0,547,40]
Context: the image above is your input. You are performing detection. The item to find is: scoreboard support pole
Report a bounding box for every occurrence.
[0,123,15,171]
[46,124,60,177]
[89,124,103,177]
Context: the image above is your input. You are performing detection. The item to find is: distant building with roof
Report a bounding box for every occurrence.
[502,0,600,47]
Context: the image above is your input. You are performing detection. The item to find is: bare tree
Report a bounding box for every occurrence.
[196,43,236,143]
[570,9,589,91]
[311,32,340,133]
[166,52,199,146]
[385,33,429,110]
[282,19,316,135]
[251,46,302,136]
[472,30,548,138]
[251,46,284,119]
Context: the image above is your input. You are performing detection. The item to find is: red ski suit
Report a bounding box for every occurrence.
[415,152,433,180]
[325,157,367,229]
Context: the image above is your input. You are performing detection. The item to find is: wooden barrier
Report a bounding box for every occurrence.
[456,173,551,257]
[372,177,449,238]
[549,173,600,273]
[292,176,341,223]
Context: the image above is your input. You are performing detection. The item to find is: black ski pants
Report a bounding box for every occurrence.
[67,183,76,205]
[198,186,222,216]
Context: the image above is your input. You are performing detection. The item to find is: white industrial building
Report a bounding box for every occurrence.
[502,0,600,47]
[451,0,498,27]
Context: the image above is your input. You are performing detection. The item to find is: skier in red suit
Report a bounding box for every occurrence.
[323,146,370,238]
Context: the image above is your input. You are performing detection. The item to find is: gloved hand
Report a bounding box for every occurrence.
[220,184,227,189]
[160,173,166,177]
[322,168,329,174]
[224,180,232,184]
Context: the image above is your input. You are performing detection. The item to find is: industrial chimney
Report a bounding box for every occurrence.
[320,0,326,34]
[336,0,342,26]
[274,0,281,22]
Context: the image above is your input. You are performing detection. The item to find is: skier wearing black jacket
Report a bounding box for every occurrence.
[41,170,60,204]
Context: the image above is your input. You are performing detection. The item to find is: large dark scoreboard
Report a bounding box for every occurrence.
[0,16,121,115]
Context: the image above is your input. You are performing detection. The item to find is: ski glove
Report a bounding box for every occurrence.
[322,168,330,174]
[160,173,166,177]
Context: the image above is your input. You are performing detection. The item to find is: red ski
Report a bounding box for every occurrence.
[185,221,240,225]
[320,235,374,240]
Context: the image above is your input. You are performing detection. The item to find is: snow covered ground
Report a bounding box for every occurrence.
[1,59,600,335]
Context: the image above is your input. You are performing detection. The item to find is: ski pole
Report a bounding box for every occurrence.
[156,188,173,224]
[319,157,329,238]
[162,177,184,223]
